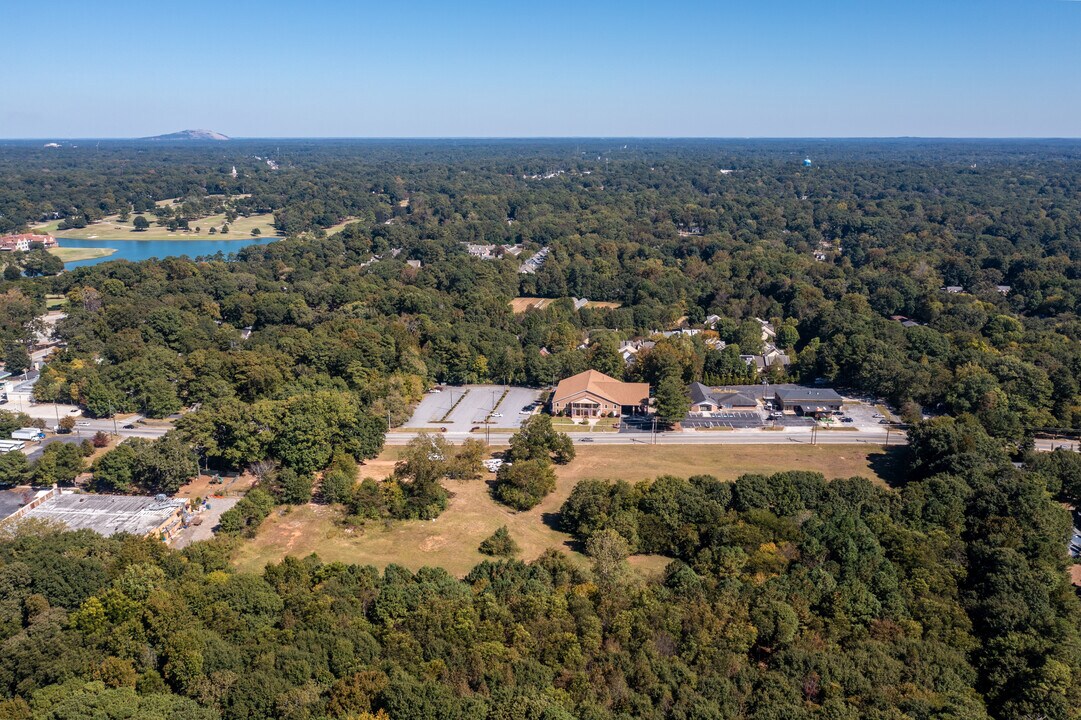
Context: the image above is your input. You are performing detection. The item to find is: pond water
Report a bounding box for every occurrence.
[58,237,278,269]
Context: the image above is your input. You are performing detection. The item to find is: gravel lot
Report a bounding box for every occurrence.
[171,497,239,549]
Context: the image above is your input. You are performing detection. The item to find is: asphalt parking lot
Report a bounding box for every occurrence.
[774,415,817,427]
[401,385,543,429]
[682,411,764,429]
[620,416,656,433]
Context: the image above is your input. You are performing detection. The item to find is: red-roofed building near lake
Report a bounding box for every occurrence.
[0,234,58,252]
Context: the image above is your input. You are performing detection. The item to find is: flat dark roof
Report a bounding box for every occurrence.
[774,386,843,403]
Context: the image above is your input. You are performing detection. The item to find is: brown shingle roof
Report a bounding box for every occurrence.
[553,370,649,407]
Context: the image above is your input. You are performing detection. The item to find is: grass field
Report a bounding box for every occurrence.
[47,247,116,263]
[232,443,898,577]
[36,212,280,241]
[44,294,68,310]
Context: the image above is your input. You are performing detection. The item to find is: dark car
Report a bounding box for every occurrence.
[841,417,854,423]
[122,423,136,429]
[579,437,594,442]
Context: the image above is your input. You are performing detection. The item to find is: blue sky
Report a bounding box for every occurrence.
[2,0,1080,137]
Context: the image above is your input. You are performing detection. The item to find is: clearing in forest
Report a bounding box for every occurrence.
[232,443,897,577]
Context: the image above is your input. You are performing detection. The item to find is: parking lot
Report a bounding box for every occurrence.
[682,411,764,429]
[831,401,887,429]
[401,385,544,429]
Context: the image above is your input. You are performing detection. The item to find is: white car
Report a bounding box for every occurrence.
[491,412,503,418]
[76,421,91,427]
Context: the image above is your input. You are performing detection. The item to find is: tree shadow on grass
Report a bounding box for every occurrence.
[541,511,585,553]
[867,445,909,489]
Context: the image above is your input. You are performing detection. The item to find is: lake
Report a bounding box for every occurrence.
[57,237,278,269]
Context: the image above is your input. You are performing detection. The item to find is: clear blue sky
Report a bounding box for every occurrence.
[3,0,1080,138]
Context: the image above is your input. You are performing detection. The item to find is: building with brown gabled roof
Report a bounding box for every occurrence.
[551,369,650,418]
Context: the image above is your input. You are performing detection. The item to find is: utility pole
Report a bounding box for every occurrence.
[652,416,657,445]
[884,424,891,448]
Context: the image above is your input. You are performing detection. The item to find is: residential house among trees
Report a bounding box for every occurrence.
[551,369,650,418]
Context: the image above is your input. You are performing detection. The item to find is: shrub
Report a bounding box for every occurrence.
[478,526,519,557]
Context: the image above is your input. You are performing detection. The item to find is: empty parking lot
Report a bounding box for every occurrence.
[401,385,544,429]
[682,411,764,429]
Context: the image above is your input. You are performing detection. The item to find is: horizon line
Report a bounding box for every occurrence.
[4,135,1081,142]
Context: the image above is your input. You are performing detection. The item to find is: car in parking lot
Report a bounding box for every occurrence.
[841,417,854,423]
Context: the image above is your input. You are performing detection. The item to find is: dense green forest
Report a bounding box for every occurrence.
[1,440,1080,719]
[1,139,1080,450]
[1,140,1081,718]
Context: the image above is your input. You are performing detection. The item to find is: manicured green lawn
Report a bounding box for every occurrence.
[36,212,279,241]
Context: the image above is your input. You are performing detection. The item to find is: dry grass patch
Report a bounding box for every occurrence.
[232,443,892,577]
[509,297,622,314]
[510,297,556,313]
[556,443,891,485]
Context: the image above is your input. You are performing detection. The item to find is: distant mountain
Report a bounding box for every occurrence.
[140,129,230,141]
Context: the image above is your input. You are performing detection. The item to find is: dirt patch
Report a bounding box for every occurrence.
[419,535,448,552]
[176,472,256,500]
